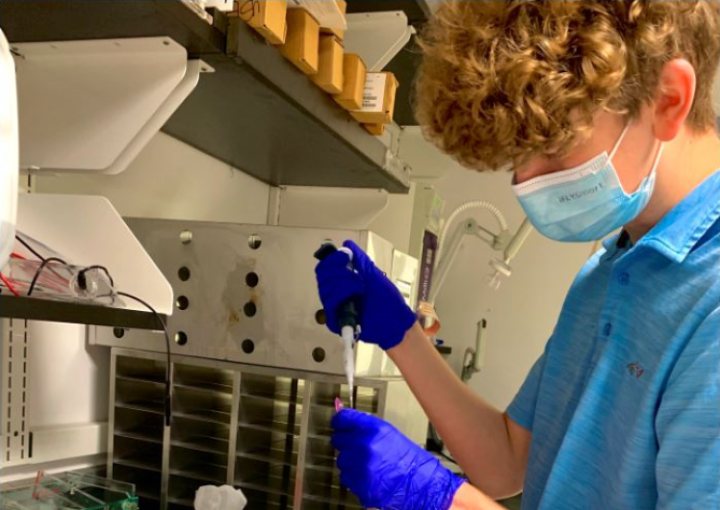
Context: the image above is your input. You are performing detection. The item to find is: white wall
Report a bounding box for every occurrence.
[28,322,109,427]
[368,184,417,253]
[432,166,591,410]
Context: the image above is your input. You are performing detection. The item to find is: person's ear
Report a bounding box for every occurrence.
[652,59,696,142]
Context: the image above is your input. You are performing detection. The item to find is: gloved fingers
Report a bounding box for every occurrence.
[331,431,352,452]
[342,240,375,273]
[315,248,352,272]
[331,408,377,432]
[336,449,365,472]
[316,270,364,294]
[316,263,365,335]
[316,258,364,294]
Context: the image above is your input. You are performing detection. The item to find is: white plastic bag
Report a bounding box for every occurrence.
[195,485,247,510]
[0,29,19,271]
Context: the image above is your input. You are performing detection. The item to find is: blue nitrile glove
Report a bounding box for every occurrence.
[332,409,465,510]
[315,240,417,350]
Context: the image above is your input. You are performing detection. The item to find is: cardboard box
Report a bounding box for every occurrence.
[333,53,367,110]
[363,123,385,136]
[289,0,346,32]
[320,0,347,40]
[311,35,344,94]
[350,72,399,124]
[236,0,288,45]
[280,8,320,74]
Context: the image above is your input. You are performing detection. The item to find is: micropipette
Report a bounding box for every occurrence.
[314,242,360,409]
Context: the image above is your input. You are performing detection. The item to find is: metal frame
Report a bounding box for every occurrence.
[1,319,30,467]
[108,348,424,510]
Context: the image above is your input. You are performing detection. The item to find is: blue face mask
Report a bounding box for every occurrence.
[512,124,664,243]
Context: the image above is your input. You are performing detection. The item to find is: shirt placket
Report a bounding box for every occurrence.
[592,253,632,369]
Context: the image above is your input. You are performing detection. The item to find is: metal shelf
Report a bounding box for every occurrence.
[0,295,167,331]
[0,0,412,193]
[165,19,410,192]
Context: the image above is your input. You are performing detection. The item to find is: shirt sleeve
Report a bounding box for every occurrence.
[506,352,546,431]
[655,307,720,510]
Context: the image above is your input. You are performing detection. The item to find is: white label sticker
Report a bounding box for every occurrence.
[359,73,387,113]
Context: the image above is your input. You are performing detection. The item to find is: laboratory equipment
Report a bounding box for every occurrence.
[107,348,428,510]
[0,472,138,510]
[0,28,19,271]
[431,210,534,301]
[314,243,361,408]
[2,256,116,302]
[419,201,532,345]
[461,319,487,382]
[93,220,418,378]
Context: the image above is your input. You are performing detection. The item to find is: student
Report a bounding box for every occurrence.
[315,2,720,509]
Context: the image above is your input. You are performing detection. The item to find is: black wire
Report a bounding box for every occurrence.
[238,0,259,21]
[27,257,68,296]
[78,265,115,290]
[116,291,173,427]
[15,234,46,261]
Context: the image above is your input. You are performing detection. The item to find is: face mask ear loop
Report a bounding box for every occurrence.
[648,141,665,178]
[609,122,633,161]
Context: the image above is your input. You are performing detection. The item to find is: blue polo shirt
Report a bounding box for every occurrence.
[507,170,720,510]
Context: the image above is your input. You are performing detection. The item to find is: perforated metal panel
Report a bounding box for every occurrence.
[94,220,417,378]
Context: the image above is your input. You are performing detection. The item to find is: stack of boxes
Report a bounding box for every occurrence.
[229,0,399,135]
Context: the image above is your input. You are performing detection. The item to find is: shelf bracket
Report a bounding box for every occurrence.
[343,11,416,72]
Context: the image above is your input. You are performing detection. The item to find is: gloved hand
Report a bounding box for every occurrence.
[332,409,465,510]
[315,240,417,350]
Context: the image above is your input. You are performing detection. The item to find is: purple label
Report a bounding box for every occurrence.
[416,230,438,308]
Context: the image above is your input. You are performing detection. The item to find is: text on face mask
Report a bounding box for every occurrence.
[558,182,606,204]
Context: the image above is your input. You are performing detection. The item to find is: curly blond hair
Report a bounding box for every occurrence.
[415,1,720,171]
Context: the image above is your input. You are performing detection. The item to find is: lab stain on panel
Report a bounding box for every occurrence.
[222,258,264,352]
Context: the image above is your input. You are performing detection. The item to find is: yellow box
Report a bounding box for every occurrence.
[362,123,385,136]
[238,0,288,45]
[350,72,399,125]
[311,35,344,94]
[320,0,347,40]
[280,8,320,75]
[333,53,367,110]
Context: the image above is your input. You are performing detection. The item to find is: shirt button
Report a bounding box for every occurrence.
[619,272,630,285]
[603,323,613,336]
